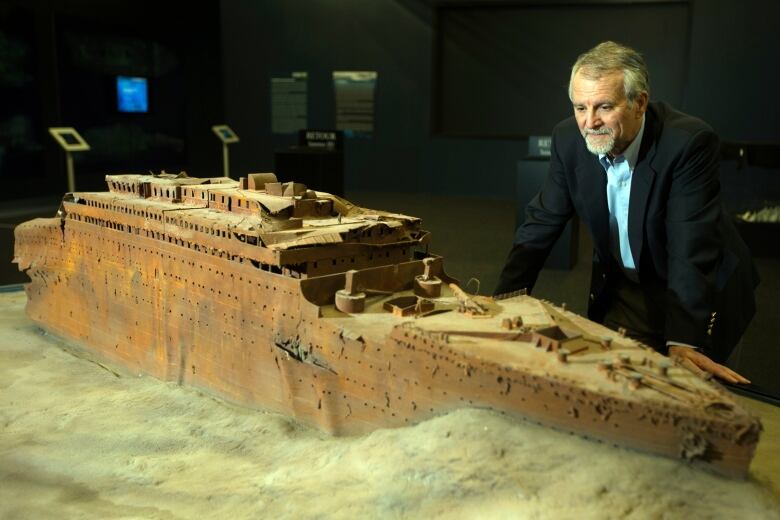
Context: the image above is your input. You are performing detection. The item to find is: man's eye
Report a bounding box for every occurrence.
[600,105,613,111]
[574,106,585,112]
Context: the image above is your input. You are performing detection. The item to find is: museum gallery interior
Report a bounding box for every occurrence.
[1,1,778,517]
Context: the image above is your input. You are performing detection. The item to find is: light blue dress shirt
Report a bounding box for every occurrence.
[597,118,697,349]
[598,116,646,281]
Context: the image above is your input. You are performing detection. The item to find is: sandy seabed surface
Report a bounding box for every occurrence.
[0,290,778,520]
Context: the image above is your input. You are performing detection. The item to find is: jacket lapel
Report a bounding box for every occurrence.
[575,152,610,260]
[628,108,660,273]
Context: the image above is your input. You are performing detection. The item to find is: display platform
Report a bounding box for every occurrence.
[1,288,778,518]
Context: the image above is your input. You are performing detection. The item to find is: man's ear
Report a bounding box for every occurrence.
[635,92,649,117]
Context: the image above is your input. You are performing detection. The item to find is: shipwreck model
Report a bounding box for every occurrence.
[14,172,761,477]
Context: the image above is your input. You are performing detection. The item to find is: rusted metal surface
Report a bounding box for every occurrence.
[13,172,762,478]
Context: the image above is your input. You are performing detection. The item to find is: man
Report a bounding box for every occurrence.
[494,41,759,383]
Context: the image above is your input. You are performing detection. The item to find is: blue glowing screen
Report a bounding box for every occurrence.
[116,76,148,113]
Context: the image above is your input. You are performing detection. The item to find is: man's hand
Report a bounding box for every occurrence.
[668,345,750,384]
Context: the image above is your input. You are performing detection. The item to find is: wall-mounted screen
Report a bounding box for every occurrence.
[116,76,149,113]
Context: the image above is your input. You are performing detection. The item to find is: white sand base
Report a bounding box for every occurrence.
[1,290,778,519]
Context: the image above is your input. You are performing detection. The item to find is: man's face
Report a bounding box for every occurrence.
[571,70,647,156]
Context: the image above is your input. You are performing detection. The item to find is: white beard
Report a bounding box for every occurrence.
[583,129,615,156]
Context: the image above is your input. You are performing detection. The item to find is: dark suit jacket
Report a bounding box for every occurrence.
[495,102,759,361]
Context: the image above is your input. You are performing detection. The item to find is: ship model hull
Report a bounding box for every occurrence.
[14,174,761,478]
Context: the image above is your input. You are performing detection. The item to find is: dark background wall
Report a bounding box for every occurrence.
[436,2,690,137]
[2,0,777,200]
[221,0,528,199]
[0,0,222,200]
[221,0,780,201]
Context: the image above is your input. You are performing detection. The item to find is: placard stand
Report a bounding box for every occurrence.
[211,125,240,179]
[48,127,90,192]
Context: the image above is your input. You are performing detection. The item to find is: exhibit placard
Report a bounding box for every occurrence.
[271,72,308,134]
[333,71,377,137]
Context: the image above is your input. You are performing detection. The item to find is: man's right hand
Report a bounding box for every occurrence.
[668,345,750,384]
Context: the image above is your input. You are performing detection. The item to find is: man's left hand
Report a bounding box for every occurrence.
[668,345,750,384]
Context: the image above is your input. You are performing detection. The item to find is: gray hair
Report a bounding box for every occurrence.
[568,41,650,106]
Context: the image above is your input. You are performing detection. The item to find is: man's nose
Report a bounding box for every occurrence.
[585,109,601,129]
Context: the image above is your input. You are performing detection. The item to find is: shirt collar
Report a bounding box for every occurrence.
[599,115,646,169]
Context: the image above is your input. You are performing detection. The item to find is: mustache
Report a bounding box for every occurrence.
[584,128,612,136]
